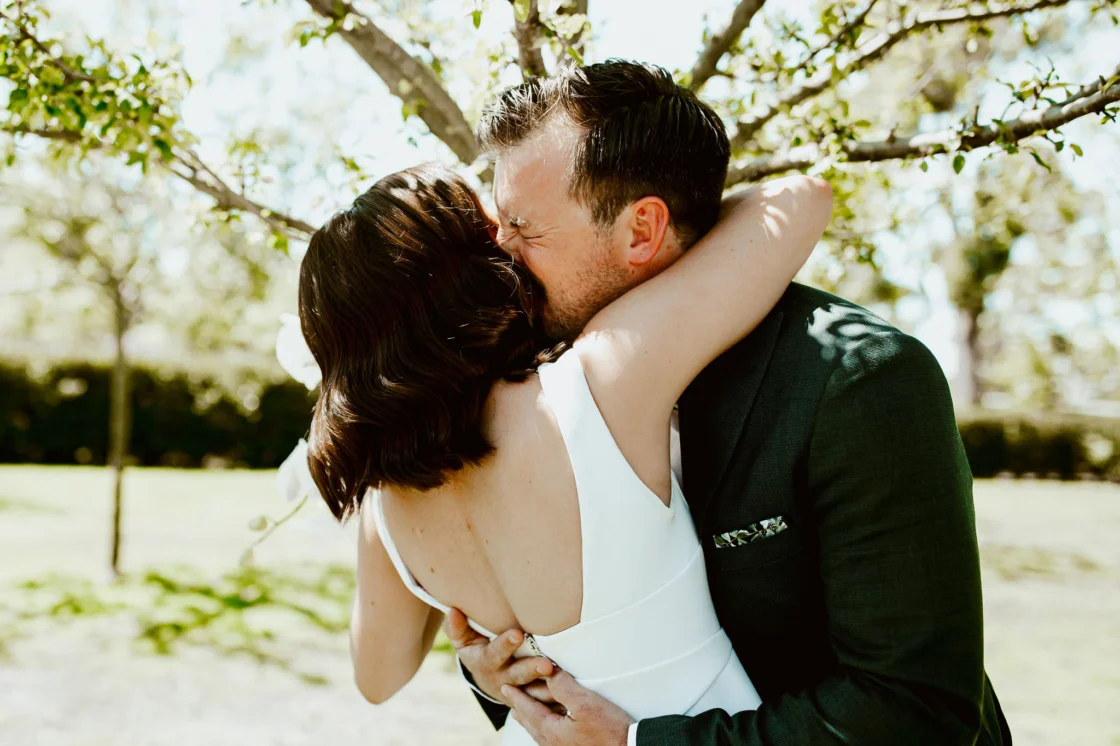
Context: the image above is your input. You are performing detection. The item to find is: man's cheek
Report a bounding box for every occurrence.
[523,255,551,286]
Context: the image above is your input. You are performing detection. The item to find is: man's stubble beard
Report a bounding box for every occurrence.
[541,253,633,342]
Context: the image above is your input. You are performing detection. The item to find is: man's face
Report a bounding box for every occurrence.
[492,120,631,341]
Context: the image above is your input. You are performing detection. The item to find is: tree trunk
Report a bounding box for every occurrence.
[108,297,131,579]
[957,306,983,408]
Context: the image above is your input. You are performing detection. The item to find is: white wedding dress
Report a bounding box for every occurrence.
[372,349,761,743]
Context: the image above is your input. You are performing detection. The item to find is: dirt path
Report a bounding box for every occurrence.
[0,614,500,746]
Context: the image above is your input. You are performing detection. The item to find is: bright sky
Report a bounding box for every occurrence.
[28,0,1120,404]
[47,0,811,205]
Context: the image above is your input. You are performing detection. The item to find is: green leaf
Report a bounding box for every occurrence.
[272,232,290,254]
[153,138,174,162]
[39,66,66,86]
[513,0,531,23]
[1070,143,1083,157]
[1030,151,1052,172]
[920,161,929,172]
[953,153,966,174]
[472,9,482,29]
[7,88,30,112]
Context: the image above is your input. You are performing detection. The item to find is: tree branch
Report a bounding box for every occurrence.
[167,148,317,238]
[4,126,317,238]
[509,0,548,79]
[4,124,82,143]
[725,147,818,185]
[0,9,98,84]
[726,75,1120,184]
[1056,61,1120,106]
[688,0,767,92]
[1,14,316,240]
[731,0,1074,149]
[302,0,479,166]
[787,0,880,80]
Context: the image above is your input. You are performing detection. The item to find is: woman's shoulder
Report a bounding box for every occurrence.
[481,373,574,493]
[485,373,550,447]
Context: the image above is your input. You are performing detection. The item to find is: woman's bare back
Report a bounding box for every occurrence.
[378,375,588,637]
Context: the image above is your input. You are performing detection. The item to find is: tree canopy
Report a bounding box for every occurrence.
[3,0,1116,243]
[2,0,1118,412]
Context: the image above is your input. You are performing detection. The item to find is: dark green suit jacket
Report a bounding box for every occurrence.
[471,284,1011,745]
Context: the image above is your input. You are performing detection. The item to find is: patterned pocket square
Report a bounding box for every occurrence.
[713,516,789,548]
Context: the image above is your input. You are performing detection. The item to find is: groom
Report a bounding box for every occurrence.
[446,60,1011,746]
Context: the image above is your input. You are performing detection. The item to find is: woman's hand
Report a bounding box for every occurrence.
[444,607,556,706]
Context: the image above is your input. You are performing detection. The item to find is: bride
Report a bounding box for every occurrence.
[296,163,832,743]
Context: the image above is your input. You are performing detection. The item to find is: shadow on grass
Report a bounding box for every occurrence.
[0,496,65,514]
[980,543,1109,582]
[0,564,366,685]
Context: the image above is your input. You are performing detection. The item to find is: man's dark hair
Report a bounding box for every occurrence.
[477,59,731,247]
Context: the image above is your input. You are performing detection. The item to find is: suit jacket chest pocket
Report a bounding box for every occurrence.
[705,522,819,663]
[706,517,805,574]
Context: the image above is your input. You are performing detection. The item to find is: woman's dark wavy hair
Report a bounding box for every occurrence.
[299,165,555,521]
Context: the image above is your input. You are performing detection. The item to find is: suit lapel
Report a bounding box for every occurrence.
[679,311,784,519]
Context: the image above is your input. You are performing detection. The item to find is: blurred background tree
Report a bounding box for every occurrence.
[1,0,1118,426]
[4,155,281,575]
[932,157,1114,409]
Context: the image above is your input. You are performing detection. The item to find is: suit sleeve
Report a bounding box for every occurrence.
[459,657,510,731]
[638,333,989,746]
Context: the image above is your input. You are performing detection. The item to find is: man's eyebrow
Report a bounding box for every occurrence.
[495,211,530,229]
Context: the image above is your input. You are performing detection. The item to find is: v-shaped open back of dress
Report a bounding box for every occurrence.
[372,349,760,743]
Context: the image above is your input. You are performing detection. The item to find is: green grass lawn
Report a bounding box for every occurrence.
[0,466,490,746]
[0,466,356,580]
[0,466,1118,745]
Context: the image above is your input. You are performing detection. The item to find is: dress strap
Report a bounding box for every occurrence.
[369,490,497,639]
[536,349,676,514]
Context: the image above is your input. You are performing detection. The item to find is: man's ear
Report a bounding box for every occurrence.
[626,196,671,267]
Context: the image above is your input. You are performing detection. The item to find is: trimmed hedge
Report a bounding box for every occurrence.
[0,360,314,469]
[958,409,1120,482]
[2,359,1119,480]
